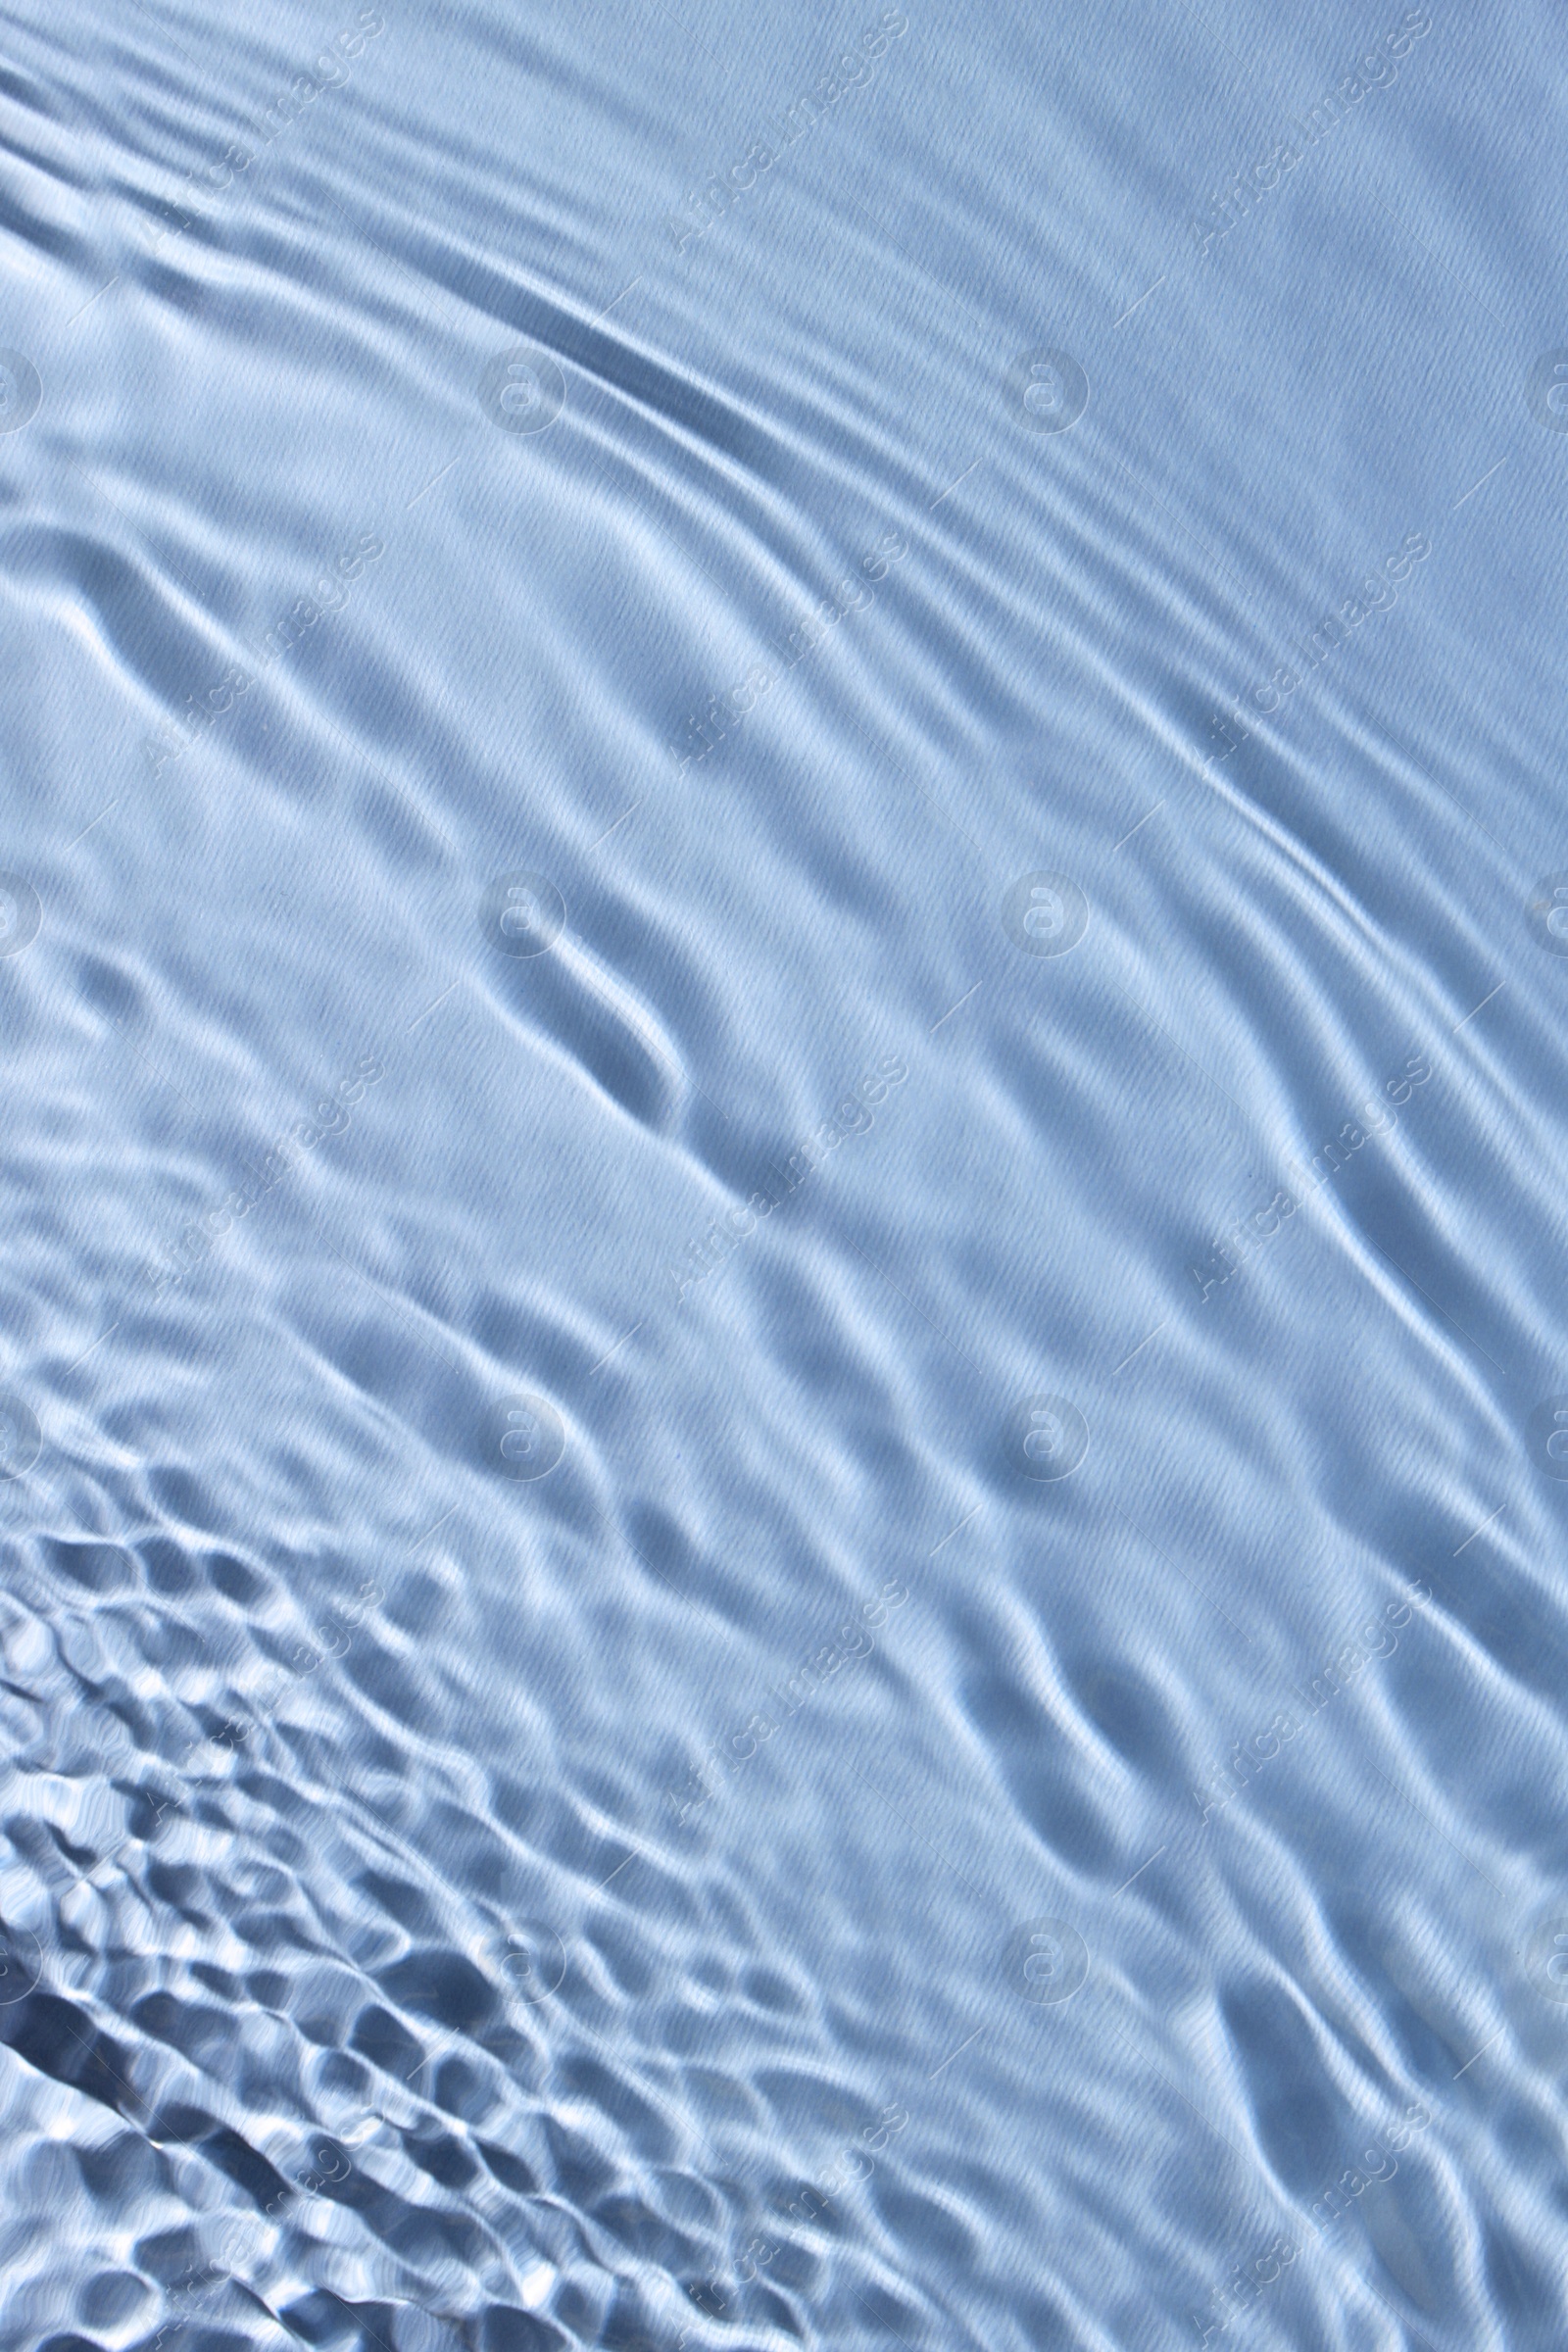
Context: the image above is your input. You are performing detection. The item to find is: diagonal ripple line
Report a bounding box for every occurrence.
[1112,273,1165,326]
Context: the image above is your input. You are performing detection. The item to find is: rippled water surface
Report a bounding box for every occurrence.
[3,2,1568,2347]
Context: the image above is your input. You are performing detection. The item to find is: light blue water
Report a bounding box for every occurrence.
[1,3,1567,2347]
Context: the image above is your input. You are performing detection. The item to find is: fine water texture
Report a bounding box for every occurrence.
[3,0,1568,2346]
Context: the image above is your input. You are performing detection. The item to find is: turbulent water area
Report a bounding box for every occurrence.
[0,0,1566,2346]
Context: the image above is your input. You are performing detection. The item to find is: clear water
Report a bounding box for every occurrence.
[1,3,1566,2347]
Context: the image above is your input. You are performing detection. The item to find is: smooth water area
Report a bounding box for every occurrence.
[0,3,1567,2348]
